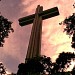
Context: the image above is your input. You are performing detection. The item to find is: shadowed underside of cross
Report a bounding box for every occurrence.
[18,5,59,63]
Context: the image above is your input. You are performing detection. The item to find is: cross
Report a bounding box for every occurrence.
[18,5,59,63]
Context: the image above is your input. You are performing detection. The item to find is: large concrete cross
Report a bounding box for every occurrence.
[18,5,59,62]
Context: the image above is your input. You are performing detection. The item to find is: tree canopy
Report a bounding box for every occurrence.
[0,15,14,47]
[17,52,75,75]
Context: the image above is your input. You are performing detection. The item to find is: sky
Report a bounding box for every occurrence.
[0,0,75,73]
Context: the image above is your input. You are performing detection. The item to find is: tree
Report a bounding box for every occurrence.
[0,15,14,47]
[17,52,75,75]
[0,62,6,75]
[17,56,52,75]
[59,2,75,48]
[51,52,75,74]
[71,66,75,75]
[59,12,75,48]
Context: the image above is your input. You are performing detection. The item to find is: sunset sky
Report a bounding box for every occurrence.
[0,0,75,73]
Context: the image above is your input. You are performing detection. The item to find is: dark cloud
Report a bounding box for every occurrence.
[0,0,27,20]
[0,0,38,21]
[0,0,29,73]
[2,54,20,73]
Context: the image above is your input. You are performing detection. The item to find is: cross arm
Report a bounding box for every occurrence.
[19,7,59,26]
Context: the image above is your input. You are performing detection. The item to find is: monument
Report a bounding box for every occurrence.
[19,5,59,63]
[18,5,59,75]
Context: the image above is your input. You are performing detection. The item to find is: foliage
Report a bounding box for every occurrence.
[71,66,75,75]
[51,52,75,74]
[0,15,14,47]
[17,56,52,75]
[59,13,75,48]
[59,13,75,36]
[0,62,6,75]
[17,52,75,75]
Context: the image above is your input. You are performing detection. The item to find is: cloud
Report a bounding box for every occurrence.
[0,0,75,73]
[0,0,23,20]
[0,0,29,73]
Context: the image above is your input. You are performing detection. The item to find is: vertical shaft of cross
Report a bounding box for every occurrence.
[25,5,43,62]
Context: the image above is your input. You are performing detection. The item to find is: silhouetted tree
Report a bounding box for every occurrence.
[0,62,6,75]
[0,15,14,47]
[51,52,75,74]
[71,66,75,75]
[17,52,75,75]
[17,56,52,75]
[39,55,52,74]
[59,3,75,49]
[59,12,75,48]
